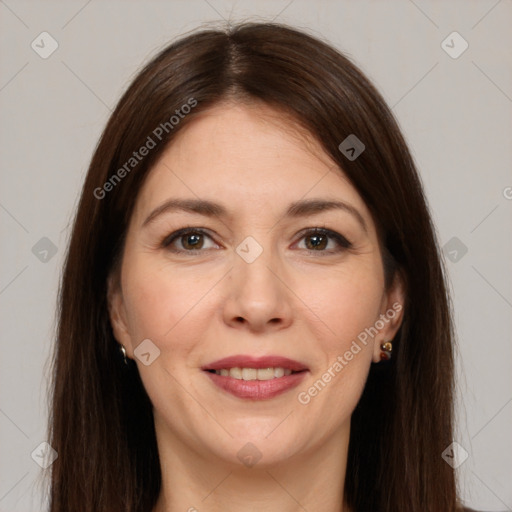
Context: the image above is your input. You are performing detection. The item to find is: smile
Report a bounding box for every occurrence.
[202,354,309,400]
[209,367,294,380]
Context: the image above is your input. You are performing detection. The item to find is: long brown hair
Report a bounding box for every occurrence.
[47,22,458,511]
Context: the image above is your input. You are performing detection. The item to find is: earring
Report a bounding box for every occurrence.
[119,344,128,365]
[380,341,393,361]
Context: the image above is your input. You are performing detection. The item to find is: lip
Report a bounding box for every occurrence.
[201,355,309,372]
[204,370,308,400]
[201,355,309,400]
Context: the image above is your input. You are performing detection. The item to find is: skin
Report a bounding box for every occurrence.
[108,101,404,512]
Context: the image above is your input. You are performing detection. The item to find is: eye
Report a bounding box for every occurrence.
[295,228,352,254]
[162,228,219,253]
[161,226,352,255]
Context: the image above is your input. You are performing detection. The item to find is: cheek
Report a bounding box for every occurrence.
[121,256,218,350]
[293,258,384,412]
[303,258,385,349]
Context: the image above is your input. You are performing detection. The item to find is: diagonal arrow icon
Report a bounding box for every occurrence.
[32,237,58,262]
[443,236,467,263]
[236,236,263,263]
[31,31,59,59]
[441,32,468,59]
[441,441,468,468]
[134,339,161,366]
[339,135,365,161]
[35,449,46,458]
[31,441,58,468]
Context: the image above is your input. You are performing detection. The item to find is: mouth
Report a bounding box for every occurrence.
[204,367,305,379]
[201,355,309,400]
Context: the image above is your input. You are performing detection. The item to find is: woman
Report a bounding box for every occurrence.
[47,22,476,511]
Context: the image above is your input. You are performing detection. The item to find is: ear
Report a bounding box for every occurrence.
[107,274,133,356]
[372,271,406,363]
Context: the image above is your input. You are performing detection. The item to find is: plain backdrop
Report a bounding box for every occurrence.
[0,1,511,511]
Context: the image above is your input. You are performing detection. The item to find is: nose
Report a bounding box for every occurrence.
[222,245,294,334]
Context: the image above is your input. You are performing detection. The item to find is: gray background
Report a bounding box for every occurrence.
[1,1,511,510]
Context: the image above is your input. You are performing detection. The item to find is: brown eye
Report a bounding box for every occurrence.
[181,233,204,250]
[162,228,218,253]
[304,233,328,250]
[296,228,352,254]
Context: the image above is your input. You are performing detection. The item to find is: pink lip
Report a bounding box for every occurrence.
[201,355,309,400]
[204,370,308,400]
[201,355,309,372]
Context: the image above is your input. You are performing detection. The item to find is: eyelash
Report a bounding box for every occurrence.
[160,226,352,256]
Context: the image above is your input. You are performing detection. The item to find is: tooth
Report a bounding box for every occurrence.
[218,367,296,380]
[257,368,276,380]
[274,367,284,378]
[229,367,242,379]
[242,368,258,381]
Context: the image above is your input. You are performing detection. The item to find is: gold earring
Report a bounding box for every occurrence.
[380,341,393,361]
[119,344,128,365]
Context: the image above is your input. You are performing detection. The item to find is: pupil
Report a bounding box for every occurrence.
[184,234,203,249]
[307,234,327,250]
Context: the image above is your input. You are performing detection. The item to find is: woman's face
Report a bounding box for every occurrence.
[109,101,404,468]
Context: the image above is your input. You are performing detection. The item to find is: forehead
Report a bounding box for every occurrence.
[132,102,370,223]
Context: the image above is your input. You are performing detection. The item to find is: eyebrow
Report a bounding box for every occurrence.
[142,197,367,232]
